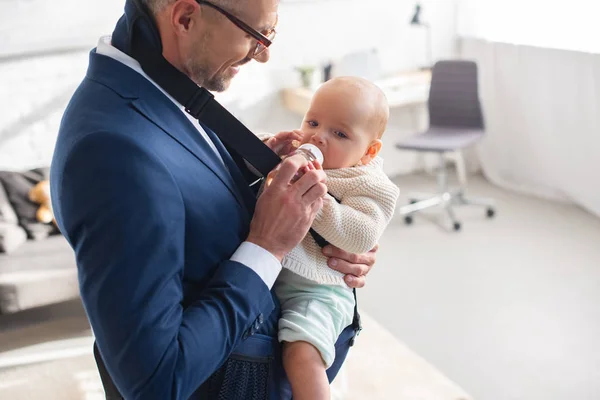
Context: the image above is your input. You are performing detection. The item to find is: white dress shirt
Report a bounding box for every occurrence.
[96,36,281,289]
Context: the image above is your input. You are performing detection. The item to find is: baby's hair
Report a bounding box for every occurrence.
[323,76,389,139]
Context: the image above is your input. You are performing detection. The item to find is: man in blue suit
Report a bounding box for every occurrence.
[50,0,377,398]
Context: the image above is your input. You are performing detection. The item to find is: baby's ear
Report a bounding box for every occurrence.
[360,139,382,165]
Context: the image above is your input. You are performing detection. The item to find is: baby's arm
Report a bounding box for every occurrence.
[312,178,399,255]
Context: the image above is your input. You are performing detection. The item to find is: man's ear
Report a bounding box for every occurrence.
[359,139,382,165]
[171,0,200,33]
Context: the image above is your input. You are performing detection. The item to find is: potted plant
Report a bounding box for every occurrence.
[295,65,316,88]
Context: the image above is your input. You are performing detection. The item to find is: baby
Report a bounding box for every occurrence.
[273,76,400,399]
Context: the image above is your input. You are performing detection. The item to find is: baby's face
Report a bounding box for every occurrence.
[299,83,379,169]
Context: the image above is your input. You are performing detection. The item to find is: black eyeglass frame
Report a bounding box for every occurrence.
[196,0,277,57]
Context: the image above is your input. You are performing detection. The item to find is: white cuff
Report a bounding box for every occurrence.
[230,241,282,289]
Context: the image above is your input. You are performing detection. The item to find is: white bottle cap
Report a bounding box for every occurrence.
[298,143,324,165]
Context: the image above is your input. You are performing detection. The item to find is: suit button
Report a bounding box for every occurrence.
[258,313,264,324]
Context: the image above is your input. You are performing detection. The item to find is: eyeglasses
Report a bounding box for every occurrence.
[196,0,277,58]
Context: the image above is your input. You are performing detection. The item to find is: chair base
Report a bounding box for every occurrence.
[399,190,495,231]
[397,153,495,231]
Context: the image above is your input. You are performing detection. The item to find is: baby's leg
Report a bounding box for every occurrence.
[274,270,355,400]
[277,296,336,400]
[283,340,329,400]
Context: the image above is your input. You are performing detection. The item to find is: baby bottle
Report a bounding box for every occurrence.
[266,143,324,186]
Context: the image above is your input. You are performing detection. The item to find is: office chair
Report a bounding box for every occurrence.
[396,60,495,231]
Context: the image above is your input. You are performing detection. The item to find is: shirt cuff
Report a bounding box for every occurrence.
[230,241,282,289]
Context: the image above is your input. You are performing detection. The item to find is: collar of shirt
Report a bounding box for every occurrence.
[95,35,224,164]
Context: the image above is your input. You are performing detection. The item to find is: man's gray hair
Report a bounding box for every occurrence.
[141,0,238,15]
[140,0,175,15]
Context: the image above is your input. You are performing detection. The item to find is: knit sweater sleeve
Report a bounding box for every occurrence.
[312,165,399,254]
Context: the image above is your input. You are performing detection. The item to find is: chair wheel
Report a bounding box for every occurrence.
[486,208,495,218]
[409,199,417,205]
[404,215,413,225]
[453,222,461,231]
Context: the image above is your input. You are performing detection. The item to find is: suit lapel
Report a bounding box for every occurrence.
[200,123,257,215]
[131,87,248,212]
[87,51,253,213]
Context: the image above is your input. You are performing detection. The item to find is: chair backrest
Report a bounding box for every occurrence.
[428,60,484,129]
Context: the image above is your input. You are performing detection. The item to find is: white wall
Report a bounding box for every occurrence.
[0,0,125,170]
[0,0,125,58]
[0,0,458,171]
[457,0,600,54]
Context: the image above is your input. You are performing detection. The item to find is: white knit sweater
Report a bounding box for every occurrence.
[282,157,400,286]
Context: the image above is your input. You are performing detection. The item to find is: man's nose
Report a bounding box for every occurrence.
[254,48,270,64]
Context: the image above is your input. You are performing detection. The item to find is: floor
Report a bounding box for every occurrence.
[0,308,471,400]
[1,173,599,400]
[361,172,600,400]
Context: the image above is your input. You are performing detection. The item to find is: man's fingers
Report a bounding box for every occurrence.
[321,243,378,288]
[293,169,326,197]
[269,154,308,187]
[302,182,327,204]
[322,245,367,265]
[344,274,365,288]
[329,257,368,288]
[310,196,324,215]
[328,257,370,277]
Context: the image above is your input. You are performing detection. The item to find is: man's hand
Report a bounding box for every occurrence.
[322,244,379,288]
[247,154,326,261]
[264,130,304,157]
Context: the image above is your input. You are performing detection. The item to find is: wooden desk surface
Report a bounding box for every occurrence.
[281,70,431,115]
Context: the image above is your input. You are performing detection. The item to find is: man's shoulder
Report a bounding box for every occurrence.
[62,51,151,122]
[54,78,164,180]
[57,83,145,156]
[65,79,134,123]
[67,55,139,111]
[59,62,157,144]
[84,50,145,100]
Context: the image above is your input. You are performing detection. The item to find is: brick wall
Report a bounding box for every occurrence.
[0,0,123,170]
[0,52,89,170]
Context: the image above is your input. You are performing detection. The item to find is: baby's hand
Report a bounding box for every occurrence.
[265,130,304,157]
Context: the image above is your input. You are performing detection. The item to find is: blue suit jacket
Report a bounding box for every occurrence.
[50,48,283,398]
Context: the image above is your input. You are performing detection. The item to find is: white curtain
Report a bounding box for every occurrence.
[456,1,600,218]
[457,0,600,54]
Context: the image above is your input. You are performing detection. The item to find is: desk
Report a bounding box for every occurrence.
[280,70,431,115]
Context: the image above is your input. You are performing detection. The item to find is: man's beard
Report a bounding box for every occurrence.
[184,56,228,92]
[184,52,252,92]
